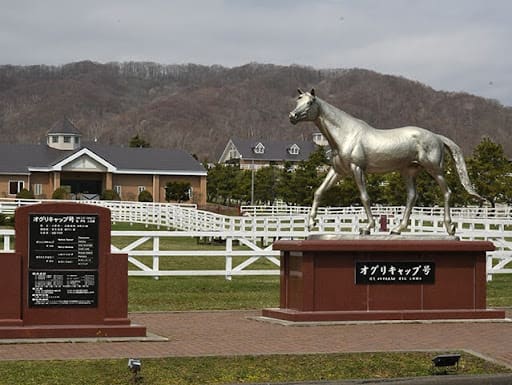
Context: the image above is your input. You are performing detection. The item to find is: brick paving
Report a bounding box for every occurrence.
[0,310,511,369]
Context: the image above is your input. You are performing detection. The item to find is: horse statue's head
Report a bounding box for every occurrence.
[289,88,319,124]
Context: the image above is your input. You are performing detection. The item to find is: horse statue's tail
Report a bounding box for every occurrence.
[438,135,486,203]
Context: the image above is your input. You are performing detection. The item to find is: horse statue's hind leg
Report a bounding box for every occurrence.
[391,167,420,235]
[308,167,340,230]
[350,164,376,235]
[429,171,456,235]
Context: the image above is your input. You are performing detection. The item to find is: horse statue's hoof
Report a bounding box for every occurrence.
[307,218,317,231]
[390,230,401,235]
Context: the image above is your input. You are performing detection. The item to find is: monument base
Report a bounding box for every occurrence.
[265,238,506,322]
[262,308,506,322]
[0,323,147,339]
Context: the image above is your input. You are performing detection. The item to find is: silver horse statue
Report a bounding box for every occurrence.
[289,89,484,235]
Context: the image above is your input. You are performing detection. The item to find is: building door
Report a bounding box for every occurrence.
[61,179,102,199]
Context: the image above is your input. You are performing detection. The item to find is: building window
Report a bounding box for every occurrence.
[33,184,43,196]
[114,185,122,196]
[51,136,58,143]
[228,149,239,160]
[74,136,80,144]
[138,186,145,193]
[253,142,265,154]
[9,180,24,195]
[63,136,71,143]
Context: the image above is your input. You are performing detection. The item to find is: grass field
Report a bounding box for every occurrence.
[0,351,509,385]
[128,275,279,311]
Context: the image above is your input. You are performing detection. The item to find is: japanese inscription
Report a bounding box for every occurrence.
[28,214,99,307]
[355,261,435,284]
[29,214,98,269]
[29,271,98,307]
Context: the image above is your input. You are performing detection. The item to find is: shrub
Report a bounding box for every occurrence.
[101,189,121,201]
[138,190,153,202]
[0,214,14,227]
[16,188,35,199]
[52,187,70,200]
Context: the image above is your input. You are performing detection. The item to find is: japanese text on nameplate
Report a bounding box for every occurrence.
[355,261,435,284]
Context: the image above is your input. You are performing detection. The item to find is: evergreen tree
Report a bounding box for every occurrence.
[129,134,151,148]
[207,164,243,205]
[467,137,512,206]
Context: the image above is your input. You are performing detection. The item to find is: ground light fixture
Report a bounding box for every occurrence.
[128,358,142,383]
[432,354,461,373]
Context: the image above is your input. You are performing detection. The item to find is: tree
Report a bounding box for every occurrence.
[165,181,191,202]
[207,164,244,205]
[275,162,295,205]
[254,165,280,204]
[288,148,327,206]
[467,137,512,206]
[129,134,151,148]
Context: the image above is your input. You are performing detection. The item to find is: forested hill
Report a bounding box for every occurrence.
[1,61,511,161]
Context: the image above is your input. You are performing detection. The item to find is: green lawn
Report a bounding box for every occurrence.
[487,274,512,308]
[128,275,279,311]
[0,352,509,385]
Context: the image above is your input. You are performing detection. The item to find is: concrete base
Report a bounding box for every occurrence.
[262,308,506,322]
[0,323,147,339]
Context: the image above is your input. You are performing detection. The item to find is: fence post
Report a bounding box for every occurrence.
[3,234,10,251]
[152,236,160,280]
[225,236,233,280]
[486,253,493,282]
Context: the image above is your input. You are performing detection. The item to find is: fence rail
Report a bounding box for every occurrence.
[0,198,510,279]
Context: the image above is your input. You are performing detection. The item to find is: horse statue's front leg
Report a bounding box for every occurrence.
[308,168,340,231]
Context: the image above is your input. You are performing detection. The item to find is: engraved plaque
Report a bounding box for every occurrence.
[356,261,435,284]
[29,214,98,269]
[29,270,98,307]
[28,214,99,307]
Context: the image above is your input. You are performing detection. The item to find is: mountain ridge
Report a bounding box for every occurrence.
[1,61,510,161]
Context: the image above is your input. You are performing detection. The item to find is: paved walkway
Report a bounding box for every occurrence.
[0,310,511,370]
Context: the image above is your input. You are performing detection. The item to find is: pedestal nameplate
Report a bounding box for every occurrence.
[355,261,435,284]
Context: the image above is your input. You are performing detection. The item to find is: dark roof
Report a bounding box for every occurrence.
[230,138,317,162]
[83,142,205,173]
[48,118,81,135]
[0,142,206,175]
[0,143,61,173]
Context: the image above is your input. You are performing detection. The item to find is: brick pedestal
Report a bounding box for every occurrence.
[263,238,505,322]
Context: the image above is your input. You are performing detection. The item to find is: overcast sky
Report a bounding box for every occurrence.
[2,0,511,106]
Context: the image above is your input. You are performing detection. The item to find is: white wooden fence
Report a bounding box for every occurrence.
[1,198,511,279]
